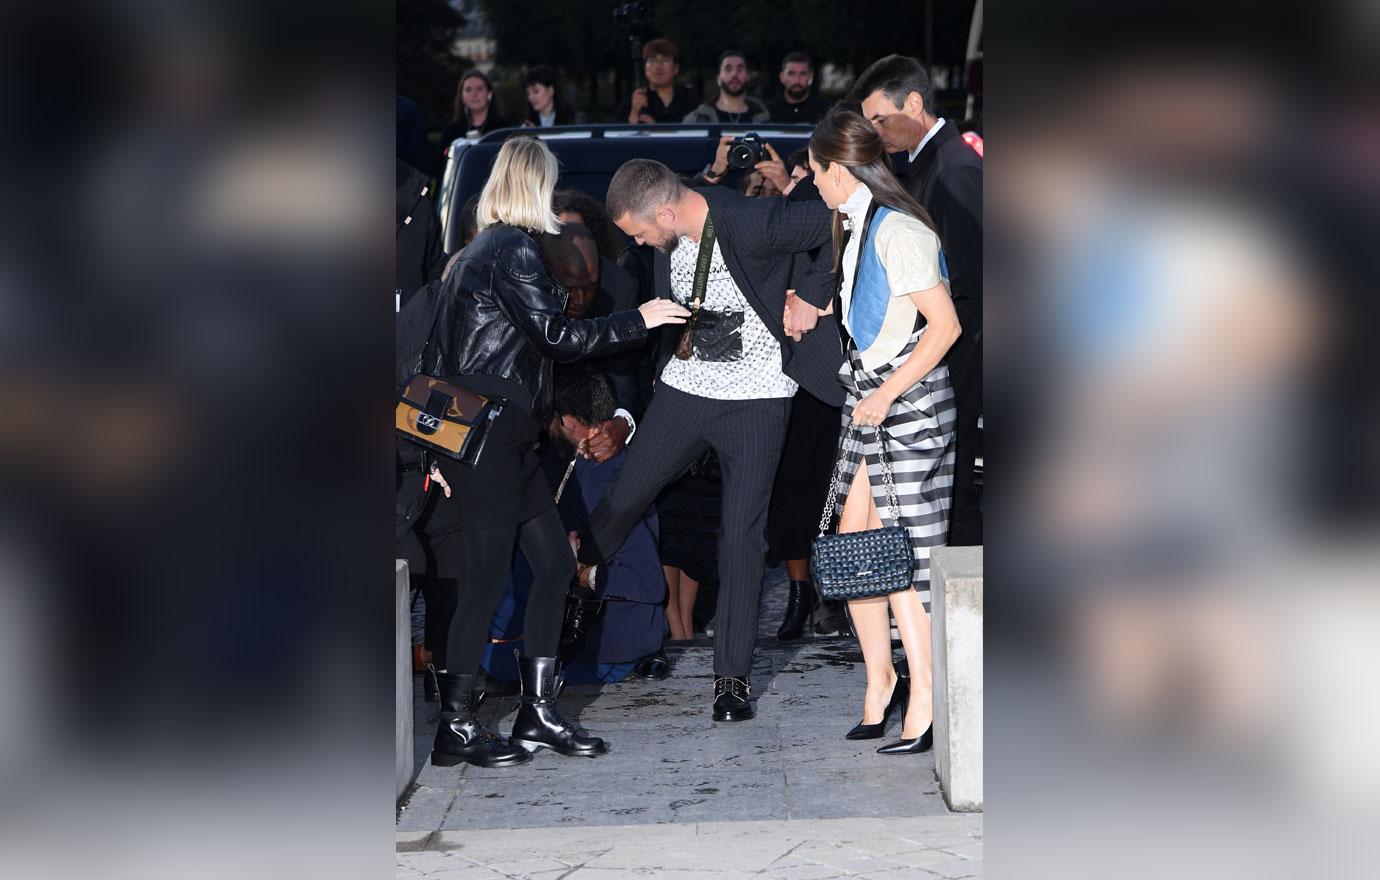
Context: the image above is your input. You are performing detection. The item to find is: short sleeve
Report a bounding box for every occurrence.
[876,213,943,297]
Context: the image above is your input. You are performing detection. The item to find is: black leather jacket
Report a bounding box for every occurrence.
[424,224,648,419]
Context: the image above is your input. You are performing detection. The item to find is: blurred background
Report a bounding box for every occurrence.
[0,1,393,879]
[985,0,1380,877]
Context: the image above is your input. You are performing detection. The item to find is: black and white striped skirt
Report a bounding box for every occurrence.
[832,331,958,603]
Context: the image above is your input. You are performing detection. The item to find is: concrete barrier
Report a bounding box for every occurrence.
[396,560,415,802]
[930,546,983,812]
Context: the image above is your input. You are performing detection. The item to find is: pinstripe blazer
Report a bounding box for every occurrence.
[651,187,846,406]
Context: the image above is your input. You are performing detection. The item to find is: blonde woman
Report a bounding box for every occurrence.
[419,136,687,768]
[808,112,961,754]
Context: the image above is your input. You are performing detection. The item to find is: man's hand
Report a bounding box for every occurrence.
[754,143,790,193]
[579,416,631,462]
[628,88,654,124]
[708,134,734,179]
[783,290,821,342]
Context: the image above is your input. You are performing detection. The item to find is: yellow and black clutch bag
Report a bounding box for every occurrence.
[395,375,504,466]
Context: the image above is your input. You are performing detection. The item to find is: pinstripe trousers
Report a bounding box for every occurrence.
[582,385,791,678]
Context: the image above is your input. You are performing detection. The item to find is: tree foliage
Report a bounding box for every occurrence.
[397,0,469,128]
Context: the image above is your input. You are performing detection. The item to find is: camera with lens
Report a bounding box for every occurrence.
[726,133,767,172]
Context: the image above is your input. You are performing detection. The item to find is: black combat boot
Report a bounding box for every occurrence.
[776,580,818,641]
[510,656,608,757]
[431,673,531,769]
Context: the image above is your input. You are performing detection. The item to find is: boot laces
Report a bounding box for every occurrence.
[714,677,750,700]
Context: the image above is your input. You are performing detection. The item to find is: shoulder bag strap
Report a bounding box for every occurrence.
[674,212,717,360]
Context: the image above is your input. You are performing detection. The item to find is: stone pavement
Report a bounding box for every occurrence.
[397,565,982,879]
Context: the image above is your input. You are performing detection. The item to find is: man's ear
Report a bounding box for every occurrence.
[656,204,675,227]
[904,91,926,120]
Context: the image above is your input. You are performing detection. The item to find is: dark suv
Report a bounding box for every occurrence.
[436,124,815,255]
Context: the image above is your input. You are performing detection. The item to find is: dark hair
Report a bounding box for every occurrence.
[458,192,482,247]
[453,69,504,126]
[537,222,596,282]
[718,49,748,69]
[605,159,685,223]
[642,38,680,62]
[781,51,812,71]
[522,65,575,125]
[785,147,809,173]
[553,364,616,426]
[808,111,936,271]
[829,96,863,116]
[849,54,933,115]
[553,189,624,262]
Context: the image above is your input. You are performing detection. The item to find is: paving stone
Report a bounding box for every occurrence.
[920,855,985,879]
[398,566,981,877]
[479,856,573,877]
[768,865,848,880]
[397,785,457,833]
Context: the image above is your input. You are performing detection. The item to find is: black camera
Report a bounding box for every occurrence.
[612,1,652,33]
[726,133,767,172]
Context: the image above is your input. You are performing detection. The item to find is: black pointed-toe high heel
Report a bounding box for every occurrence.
[877,723,933,754]
[845,674,909,740]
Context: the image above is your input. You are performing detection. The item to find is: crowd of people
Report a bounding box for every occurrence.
[419,44,839,180]
[395,49,982,770]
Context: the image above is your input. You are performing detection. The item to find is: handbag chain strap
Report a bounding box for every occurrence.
[553,456,578,503]
[817,201,906,538]
[817,420,902,536]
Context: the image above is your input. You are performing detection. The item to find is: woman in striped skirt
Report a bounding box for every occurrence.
[807,112,961,755]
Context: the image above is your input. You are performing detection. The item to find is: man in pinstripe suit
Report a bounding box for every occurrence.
[574,159,843,722]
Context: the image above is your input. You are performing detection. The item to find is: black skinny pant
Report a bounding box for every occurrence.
[443,504,574,678]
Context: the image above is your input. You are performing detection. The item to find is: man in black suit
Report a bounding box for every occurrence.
[851,55,983,547]
[537,223,645,462]
[575,159,840,722]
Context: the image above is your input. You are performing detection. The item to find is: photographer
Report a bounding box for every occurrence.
[693,133,789,192]
[683,50,770,124]
[615,38,699,125]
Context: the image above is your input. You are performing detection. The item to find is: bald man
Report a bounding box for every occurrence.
[539,223,645,461]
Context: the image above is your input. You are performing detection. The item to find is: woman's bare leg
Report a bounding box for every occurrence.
[678,573,701,637]
[663,565,691,641]
[839,463,897,724]
[888,588,934,737]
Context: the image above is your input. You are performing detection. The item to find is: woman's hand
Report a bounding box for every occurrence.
[428,465,452,498]
[638,298,691,329]
[851,389,897,428]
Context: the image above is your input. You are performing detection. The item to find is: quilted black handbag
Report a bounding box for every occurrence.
[810,423,915,600]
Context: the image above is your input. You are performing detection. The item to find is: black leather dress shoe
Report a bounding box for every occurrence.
[632,649,670,680]
[712,676,754,722]
[877,723,933,754]
[844,674,909,740]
